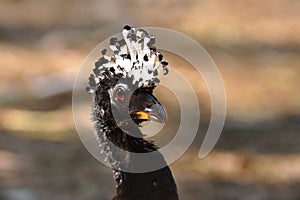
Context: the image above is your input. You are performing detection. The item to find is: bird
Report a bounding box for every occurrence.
[86,25,179,200]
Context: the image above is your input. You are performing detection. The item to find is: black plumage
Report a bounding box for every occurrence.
[91,75,178,200]
[88,25,179,200]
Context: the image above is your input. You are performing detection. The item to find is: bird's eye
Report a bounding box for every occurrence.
[115,88,125,101]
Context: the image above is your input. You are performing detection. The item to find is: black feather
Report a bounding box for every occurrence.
[91,71,179,200]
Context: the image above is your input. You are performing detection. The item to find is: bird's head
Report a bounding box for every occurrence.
[87,25,169,132]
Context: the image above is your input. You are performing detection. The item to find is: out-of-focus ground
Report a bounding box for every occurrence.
[0,0,300,199]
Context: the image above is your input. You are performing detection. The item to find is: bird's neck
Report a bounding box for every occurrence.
[95,117,156,168]
[95,120,178,200]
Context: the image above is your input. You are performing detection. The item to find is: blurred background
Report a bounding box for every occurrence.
[0,0,300,199]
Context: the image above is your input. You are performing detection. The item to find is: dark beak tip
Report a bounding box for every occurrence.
[149,104,167,124]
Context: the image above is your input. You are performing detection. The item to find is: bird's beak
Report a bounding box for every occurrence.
[129,91,166,124]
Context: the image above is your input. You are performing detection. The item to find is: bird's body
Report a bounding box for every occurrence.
[88,25,179,200]
[113,168,178,200]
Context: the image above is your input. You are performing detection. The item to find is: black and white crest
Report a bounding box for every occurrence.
[86,25,169,93]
